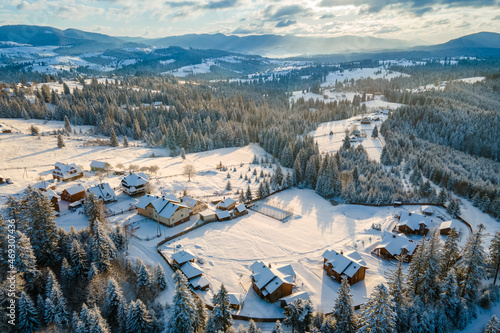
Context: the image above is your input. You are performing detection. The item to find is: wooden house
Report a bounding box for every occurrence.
[87,183,116,203]
[422,206,433,216]
[181,196,206,215]
[136,194,190,227]
[52,162,83,181]
[250,261,295,303]
[216,210,231,221]
[396,211,430,235]
[217,197,236,211]
[41,188,60,212]
[322,249,367,285]
[279,291,310,309]
[61,184,85,202]
[372,231,417,262]
[90,160,110,172]
[121,172,149,196]
[439,220,460,235]
[235,204,248,216]
[228,293,243,310]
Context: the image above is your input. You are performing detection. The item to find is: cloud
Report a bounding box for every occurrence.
[493,15,500,20]
[202,0,238,10]
[164,1,197,8]
[263,4,310,20]
[375,26,402,34]
[276,19,297,28]
[320,13,335,19]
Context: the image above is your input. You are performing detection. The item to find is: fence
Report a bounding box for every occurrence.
[249,202,293,221]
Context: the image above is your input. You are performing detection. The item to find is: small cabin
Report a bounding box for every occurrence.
[61,184,85,203]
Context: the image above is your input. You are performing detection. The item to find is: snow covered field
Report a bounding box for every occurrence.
[321,67,409,88]
[158,188,470,317]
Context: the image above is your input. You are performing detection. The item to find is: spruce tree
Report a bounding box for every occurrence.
[181,148,186,159]
[333,277,356,333]
[168,271,195,333]
[193,297,207,333]
[371,125,379,138]
[154,264,167,291]
[110,128,119,147]
[272,320,284,333]
[70,239,88,278]
[64,115,72,133]
[226,180,232,191]
[283,299,304,333]
[440,270,461,327]
[123,136,129,147]
[137,263,152,288]
[207,284,232,333]
[17,291,40,333]
[15,230,38,283]
[484,315,500,333]
[489,231,500,285]
[104,278,127,331]
[421,231,442,304]
[447,198,461,217]
[386,256,407,333]
[408,239,427,297]
[342,134,351,150]
[248,320,261,333]
[436,188,447,205]
[126,299,151,333]
[245,185,253,201]
[57,133,65,148]
[440,228,460,278]
[90,219,117,272]
[357,284,395,333]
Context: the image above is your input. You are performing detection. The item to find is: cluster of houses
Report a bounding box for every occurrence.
[171,249,210,291]
[198,197,248,223]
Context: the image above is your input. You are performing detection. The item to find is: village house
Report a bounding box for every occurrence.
[41,188,60,212]
[216,210,231,221]
[234,204,248,216]
[217,197,237,211]
[61,184,86,203]
[279,291,310,309]
[136,194,190,227]
[199,209,217,222]
[361,117,371,124]
[322,249,368,285]
[250,261,296,303]
[52,162,83,181]
[121,172,149,196]
[439,220,461,235]
[181,196,206,215]
[171,249,210,290]
[87,183,116,203]
[228,293,243,310]
[161,192,181,203]
[395,211,430,235]
[421,206,433,215]
[373,231,417,262]
[171,249,196,268]
[90,160,111,172]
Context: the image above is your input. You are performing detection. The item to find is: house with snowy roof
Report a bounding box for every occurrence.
[136,194,190,227]
[121,172,149,196]
[87,183,116,203]
[228,293,243,310]
[396,211,430,235]
[61,184,85,202]
[216,210,231,221]
[421,206,433,216]
[41,188,60,212]
[171,249,196,267]
[250,261,296,303]
[279,291,310,308]
[439,220,461,235]
[180,261,203,280]
[234,204,248,216]
[373,231,417,262]
[161,192,180,203]
[52,162,83,181]
[90,160,110,172]
[217,197,236,211]
[322,249,368,285]
[181,196,206,215]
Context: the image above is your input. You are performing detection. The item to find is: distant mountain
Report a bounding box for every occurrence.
[151,33,422,57]
[415,32,500,56]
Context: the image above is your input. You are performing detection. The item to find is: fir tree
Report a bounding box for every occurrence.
[45,269,69,328]
[342,134,351,150]
[14,230,38,283]
[245,185,253,201]
[272,164,284,189]
[284,299,307,333]
[17,291,40,333]
[70,239,88,278]
[154,264,167,291]
[64,115,72,133]
[84,192,106,230]
[440,270,461,327]
[194,297,207,333]
[489,231,500,285]
[181,148,186,160]
[447,198,461,218]
[137,263,152,288]
[408,239,427,296]
[126,299,151,333]
[110,128,119,147]
[57,133,65,148]
[272,320,284,333]
[226,180,232,191]
[372,125,379,138]
[104,278,126,331]
[358,284,395,333]
[440,228,460,278]
[421,231,442,304]
[248,320,261,333]
[484,315,500,333]
[436,188,447,205]
[90,219,117,272]
[386,256,408,333]
[333,277,356,333]
[207,284,232,333]
[168,271,195,333]
[123,136,129,147]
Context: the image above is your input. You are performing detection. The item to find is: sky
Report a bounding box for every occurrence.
[0,0,499,43]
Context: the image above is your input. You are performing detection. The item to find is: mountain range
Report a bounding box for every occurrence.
[1,25,499,58]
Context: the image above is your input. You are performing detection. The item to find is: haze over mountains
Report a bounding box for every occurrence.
[1,25,500,58]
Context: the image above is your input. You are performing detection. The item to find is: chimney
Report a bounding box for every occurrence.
[409,212,412,216]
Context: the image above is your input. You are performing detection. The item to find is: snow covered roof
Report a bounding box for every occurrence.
[235,204,247,213]
[122,172,149,187]
[161,192,180,203]
[54,162,82,174]
[322,249,367,278]
[180,261,203,280]
[200,209,216,217]
[63,184,85,196]
[190,276,210,289]
[439,220,460,231]
[43,188,59,200]
[90,160,108,169]
[87,183,115,200]
[228,293,243,306]
[136,194,188,218]
[182,196,201,208]
[279,291,310,304]
[218,197,236,209]
[375,231,417,256]
[251,261,295,296]
[397,211,430,231]
[172,249,196,265]
[422,206,433,214]
[216,210,231,219]
[159,201,188,219]
[136,194,156,209]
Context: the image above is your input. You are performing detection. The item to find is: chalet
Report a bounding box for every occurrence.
[352,129,361,137]
[90,160,110,172]
[161,192,181,203]
[1,129,11,133]
[216,210,231,221]
[349,136,357,143]
[41,188,59,212]
[87,183,116,203]
[421,206,433,215]
[439,221,460,235]
[322,249,368,285]
[228,293,243,310]
[121,172,149,196]
[181,196,206,215]
[199,209,217,222]
[189,276,210,291]
[52,162,83,181]
[235,204,248,216]
[180,261,203,280]
[136,194,190,227]
[250,261,296,303]
[61,184,85,202]
[279,291,310,309]
[396,211,430,235]
[217,197,237,211]
[373,231,417,262]
[361,117,371,124]
[171,249,196,267]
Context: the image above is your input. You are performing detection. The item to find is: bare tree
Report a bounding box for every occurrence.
[183,164,196,182]
[149,165,160,176]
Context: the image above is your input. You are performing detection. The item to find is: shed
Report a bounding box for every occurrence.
[216,210,231,221]
[217,197,236,210]
[90,160,110,172]
[199,209,217,222]
[235,204,248,216]
[422,206,433,215]
[171,249,196,267]
[439,220,460,235]
[228,293,243,310]
[190,276,210,291]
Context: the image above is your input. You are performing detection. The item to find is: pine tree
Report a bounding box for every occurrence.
[193,297,207,333]
[207,284,232,333]
[168,271,195,333]
[342,134,351,150]
[386,256,408,333]
[110,128,119,147]
[123,136,129,147]
[484,315,500,333]
[226,180,232,191]
[57,133,65,148]
[440,228,460,278]
[104,278,127,330]
[245,185,253,201]
[64,115,71,133]
[372,125,379,138]
[126,299,151,333]
[90,219,117,272]
[248,320,261,333]
[17,291,40,333]
[333,277,356,333]
[458,223,487,303]
[181,148,186,159]
[272,320,284,333]
[357,284,395,333]
[440,270,461,327]
[489,231,500,285]
[154,264,167,291]
[421,231,442,304]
